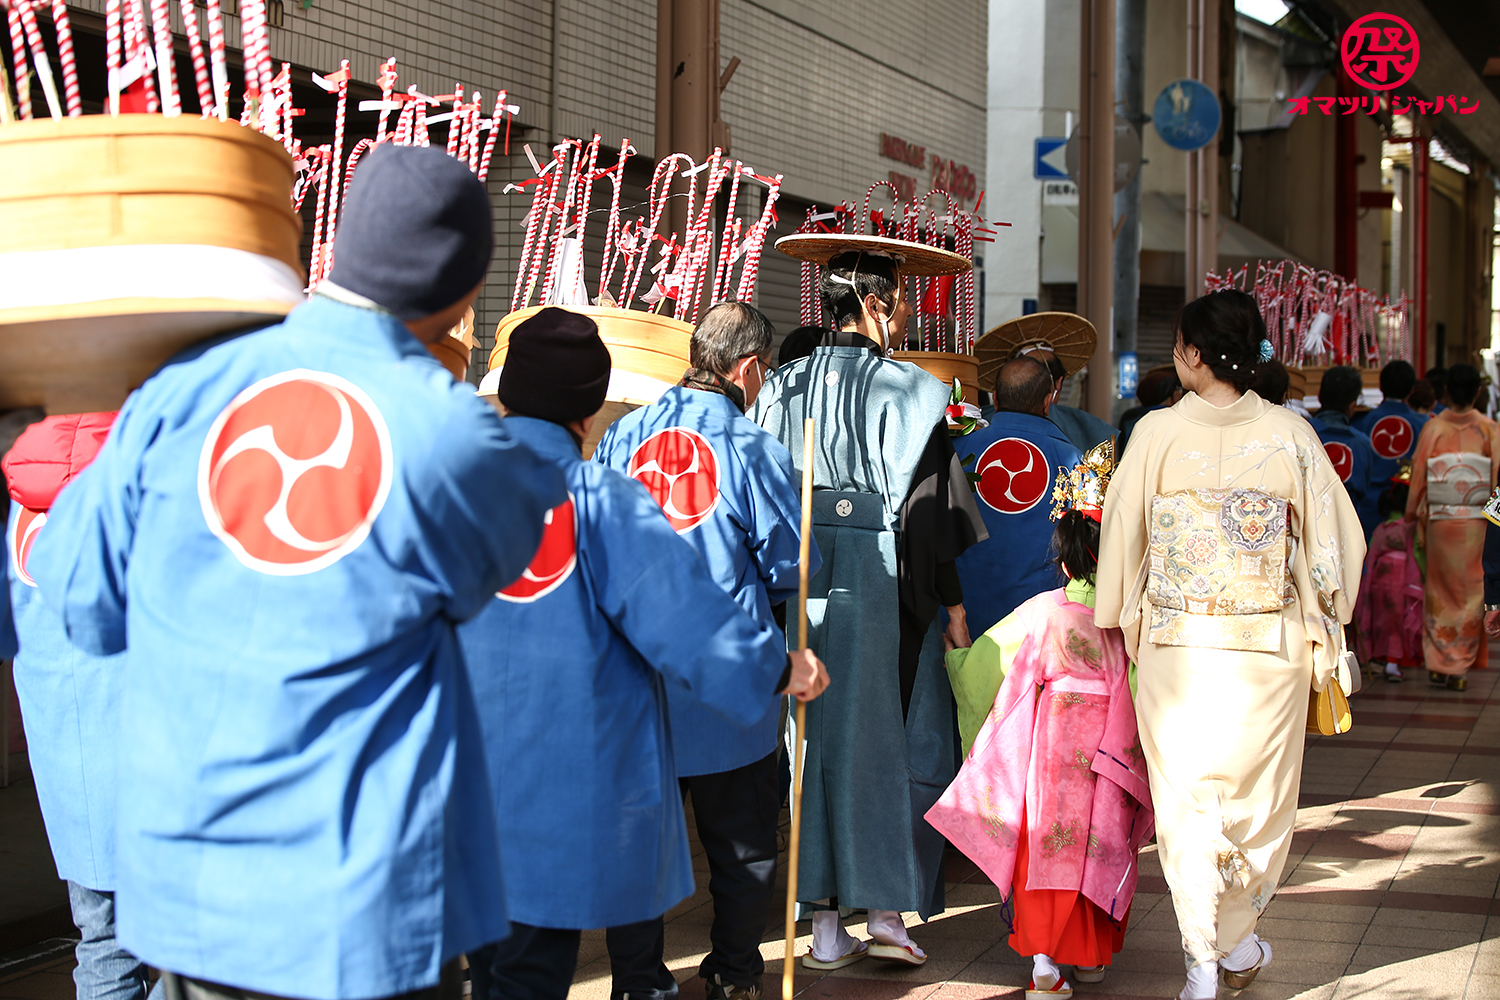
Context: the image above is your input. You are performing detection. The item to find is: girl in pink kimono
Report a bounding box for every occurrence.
[928,443,1154,1000]
[1354,474,1423,682]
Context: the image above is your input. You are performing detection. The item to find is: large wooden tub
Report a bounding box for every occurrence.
[484,305,693,456]
[890,350,979,404]
[0,115,303,412]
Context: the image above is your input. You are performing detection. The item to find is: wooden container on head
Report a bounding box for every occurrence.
[0,115,302,413]
[890,350,979,404]
[485,304,693,456]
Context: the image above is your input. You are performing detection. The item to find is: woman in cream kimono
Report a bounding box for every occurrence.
[1095,290,1365,1000]
[1405,362,1500,691]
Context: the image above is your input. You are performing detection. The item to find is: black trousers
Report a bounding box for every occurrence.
[162,964,462,1000]
[470,924,581,1000]
[607,750,781,995]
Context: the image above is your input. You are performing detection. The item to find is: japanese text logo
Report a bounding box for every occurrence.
[1341,13,1419,91]
[975,438,1050,514]
[1324,441,1355,483]
[6,506,45,588]
[198,371,393,575]
[499,495,577,603]
[1369,415,1414,460]
[627,427,721,533]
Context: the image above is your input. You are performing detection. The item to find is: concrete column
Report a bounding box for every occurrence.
[1113,0,1145,400]
[1184,0,1218,301]
[1078,0,1115,418]
[985,0,1049,331]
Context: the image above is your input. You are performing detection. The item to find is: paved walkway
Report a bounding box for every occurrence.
[4,664,1500,1000]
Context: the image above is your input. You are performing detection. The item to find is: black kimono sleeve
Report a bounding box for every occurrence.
[897,422,988,628]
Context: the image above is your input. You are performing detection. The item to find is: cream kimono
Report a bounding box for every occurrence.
[1096,391,1365,967]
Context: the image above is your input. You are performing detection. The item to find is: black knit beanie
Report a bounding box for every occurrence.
[328,144,494,320]
[497,308,611,423]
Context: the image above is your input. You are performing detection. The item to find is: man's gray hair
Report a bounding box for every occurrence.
[690,301,776,376]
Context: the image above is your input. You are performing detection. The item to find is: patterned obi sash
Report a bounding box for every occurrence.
[1427,452,1491,520]
[1144,488,1293,652]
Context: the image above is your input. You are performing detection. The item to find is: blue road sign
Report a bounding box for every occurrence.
[1034,137,1069,179]
[1153,79,1221,151]
[1118,352,1139,399]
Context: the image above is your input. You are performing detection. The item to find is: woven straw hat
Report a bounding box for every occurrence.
[975,312,1098,385]
[774,233,972,277]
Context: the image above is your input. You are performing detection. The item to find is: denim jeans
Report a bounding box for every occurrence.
[67,882,154,1000]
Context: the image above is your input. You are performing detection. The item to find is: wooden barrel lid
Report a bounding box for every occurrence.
[890,350,979,404]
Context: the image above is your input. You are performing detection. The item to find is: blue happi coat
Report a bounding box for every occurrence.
[28,295,566,1000]
[1354,399,1428,489]
[459,416,791,930]
[955,411,1081,635]
[1313,409,1380,537]
[9,500,124,891]
[593,386,816,777]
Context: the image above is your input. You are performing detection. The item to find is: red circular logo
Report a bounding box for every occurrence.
[7,506,45,588]
[626,427,721,533]
[1341,13,1419,91]
[198,371,393,575]
[499,495,577,603]
[1325,441,1355,483]
[1369,415,1414,460]
[975,437,1050,514]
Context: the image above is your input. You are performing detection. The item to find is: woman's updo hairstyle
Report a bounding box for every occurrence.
[1051,509,1101,585]
[1176,289,1269,393]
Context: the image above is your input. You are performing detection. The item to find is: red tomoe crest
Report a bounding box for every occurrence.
[975,437,1050,514]
[198,370,393,575]
[626,427,721,533]
[499,495,577,603]
[7,506,46,588]
[1325,441,1355,483]
[1369,415,1414,460]
[1340,12,1419,92]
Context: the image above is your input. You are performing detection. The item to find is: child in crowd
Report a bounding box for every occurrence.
[928,442,1153,1000]
[1354,470,1422,683]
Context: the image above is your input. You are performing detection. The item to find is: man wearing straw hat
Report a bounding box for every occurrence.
[25,145,569,1000]
[754,234,987,969]
[460,306,828,1000]
[593,300,819,1000]
[952,356,1081,637]
[975,314,1117,453]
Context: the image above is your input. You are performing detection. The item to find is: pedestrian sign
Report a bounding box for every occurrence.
[1034,138,1068,180]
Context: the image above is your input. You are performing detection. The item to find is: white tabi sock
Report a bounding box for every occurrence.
[810,910,859,962]
[866,910,926,959]
[1031,953,1061,990]
[1179,959,1218,1000]
[1223,933,1271,973]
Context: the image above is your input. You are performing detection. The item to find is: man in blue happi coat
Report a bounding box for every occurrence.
[5,412,163,1000]
[593,301,820,1000]
[459,307,829,1000]
[955,357,1082,636]
[1312,365,1379,538]
[27,145,568,1000]
[754,235,986,969]
[1354,360,1429,493]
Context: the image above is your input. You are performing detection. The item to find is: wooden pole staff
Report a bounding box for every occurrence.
[783,416,815,1000]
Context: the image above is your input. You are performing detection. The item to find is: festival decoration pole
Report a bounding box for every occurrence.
[783,417,815,1000]
[147,0,179,116]
[204,0,226,119]
[104,0,120,113]
[178,0,212,116]
[51,0,80,116]
[17,0,62,119]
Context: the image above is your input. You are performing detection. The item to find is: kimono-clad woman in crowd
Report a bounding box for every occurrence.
[928,441,1154,1000]
[1095,290,1365,1000]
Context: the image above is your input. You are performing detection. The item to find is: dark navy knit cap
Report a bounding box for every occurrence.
[327,144,493,320]
[498,308,612,423]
